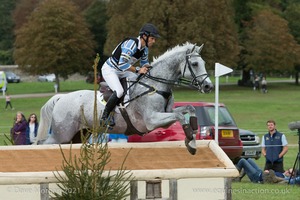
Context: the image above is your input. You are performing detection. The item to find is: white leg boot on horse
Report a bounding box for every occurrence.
[100,91,120,127]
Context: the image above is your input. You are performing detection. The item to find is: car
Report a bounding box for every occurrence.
[38,74,56,82]
[5,71,20,83]
[239,129,262,160]
[128,102,243,163]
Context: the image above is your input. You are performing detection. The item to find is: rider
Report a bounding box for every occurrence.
[100,23,160,125]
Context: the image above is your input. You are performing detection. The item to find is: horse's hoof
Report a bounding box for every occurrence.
[185,138,197,155]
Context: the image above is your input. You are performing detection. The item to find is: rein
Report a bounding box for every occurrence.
[143,53,209,89]
[123,51,209,103]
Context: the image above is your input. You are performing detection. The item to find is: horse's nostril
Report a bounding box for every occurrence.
[203,83,213,93]
[204,84,211,90]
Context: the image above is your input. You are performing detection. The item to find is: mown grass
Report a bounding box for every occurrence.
[3,80,95,94]
[0,78,300,199]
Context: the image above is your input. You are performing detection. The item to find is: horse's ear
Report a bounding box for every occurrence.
[191,44,197,53]
[194,44,204,53]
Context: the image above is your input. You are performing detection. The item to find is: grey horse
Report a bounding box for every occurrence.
[35,42,213,154]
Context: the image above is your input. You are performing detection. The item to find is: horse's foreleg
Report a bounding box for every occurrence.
[170,105,198,155]
[182,116,198,155]
[144,105,198,155]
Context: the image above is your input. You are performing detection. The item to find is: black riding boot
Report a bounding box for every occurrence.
[100,91,120,126]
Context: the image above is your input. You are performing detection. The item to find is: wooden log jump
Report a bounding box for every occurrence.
[0,140,238,200]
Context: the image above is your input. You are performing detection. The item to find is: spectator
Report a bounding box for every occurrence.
[5,92,14,110]
[26,113,39,145]
[279,168,300,185]
[253,75,260,91]
[235,158,283,183]
[11,111,27,145]
[261,77,267,93]
[262,120,288,173]
[235,158,298,184]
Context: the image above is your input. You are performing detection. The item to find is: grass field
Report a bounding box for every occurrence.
[0,78,300,199]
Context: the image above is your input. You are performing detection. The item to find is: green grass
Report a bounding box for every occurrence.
[174,81,300,135]
[1,79,300,199]
[4,80,95,94]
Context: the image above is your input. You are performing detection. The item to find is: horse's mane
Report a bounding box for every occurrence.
[152,42,195,63]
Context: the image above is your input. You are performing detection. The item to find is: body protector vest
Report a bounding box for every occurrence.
[111,37,145,68]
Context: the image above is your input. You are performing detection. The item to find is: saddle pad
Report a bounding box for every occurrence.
[97,91,129,113]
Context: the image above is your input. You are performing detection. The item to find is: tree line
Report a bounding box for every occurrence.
[1,0,300,88]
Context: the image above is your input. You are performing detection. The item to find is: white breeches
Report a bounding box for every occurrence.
[102,63,137,98]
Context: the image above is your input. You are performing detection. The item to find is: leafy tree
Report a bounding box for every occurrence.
[72,0,93,10]
[284,3,300,44]
[105,0,239,70]
[13,0,42,31]
[84,0,108,67]
[13,0,96,91]
[0,0,16,64]
[13,0,93,31]
[284,2,300,84]
[194,0,239,68]
[244,10,300,76]
[233,0,255,86]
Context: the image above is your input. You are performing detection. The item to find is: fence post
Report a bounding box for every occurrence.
[40,183,49,200]
[224,178,232,200]
[130,180,138,200]
[169,179,177,200]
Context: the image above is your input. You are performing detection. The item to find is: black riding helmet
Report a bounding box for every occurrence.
[139,23,160,38]
[139,23,160,47]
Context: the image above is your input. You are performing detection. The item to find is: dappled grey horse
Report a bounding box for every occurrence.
[35,42,213,154]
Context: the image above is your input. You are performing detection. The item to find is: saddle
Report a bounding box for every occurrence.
[99,78,144,136]
[99,78,127,103]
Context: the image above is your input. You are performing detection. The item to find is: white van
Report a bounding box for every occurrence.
[0,71,7,93]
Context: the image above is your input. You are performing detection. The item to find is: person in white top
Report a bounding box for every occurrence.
[25,113,39,145]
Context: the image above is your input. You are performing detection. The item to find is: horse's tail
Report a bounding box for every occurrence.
[34,94,64,144]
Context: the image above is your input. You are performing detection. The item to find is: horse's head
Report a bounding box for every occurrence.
[181,44,213,93]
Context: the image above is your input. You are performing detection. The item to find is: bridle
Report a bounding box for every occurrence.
[143,50,210,91]
[123,49,210,104]
[180,51,210,91]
